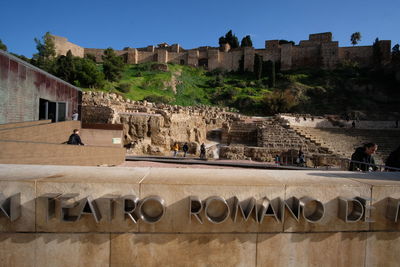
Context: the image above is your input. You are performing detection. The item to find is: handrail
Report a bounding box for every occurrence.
[346,159,400,172]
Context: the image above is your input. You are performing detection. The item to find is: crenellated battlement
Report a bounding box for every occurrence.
[51,32,392,72]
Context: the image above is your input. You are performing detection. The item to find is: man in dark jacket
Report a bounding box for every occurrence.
[182,143,189,157]
[349,143,378,171]
[67,129,85,145]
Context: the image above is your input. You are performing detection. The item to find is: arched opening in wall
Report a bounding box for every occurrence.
[198,58,208,69]
[180,59,185,65]
[153,54,158,62]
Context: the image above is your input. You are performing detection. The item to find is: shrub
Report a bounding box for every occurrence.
[144,94,175,104]
[117,82,131,93]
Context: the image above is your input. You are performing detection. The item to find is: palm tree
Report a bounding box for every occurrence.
[350,32,362,46]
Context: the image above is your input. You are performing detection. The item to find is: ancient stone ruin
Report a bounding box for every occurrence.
[82,92,400,166]
[82,91,241,156]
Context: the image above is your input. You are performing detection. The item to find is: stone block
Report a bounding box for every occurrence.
[35,166,148,232]
[35,233,110,267]
[263,170,371,232]
[0,181,36,232]
[139,168,285,233]
[283,184,371,232]
[0,164,36,232]
[111,233,256,266]
[366,232,400,267]
[350,172,400,231]
[371,185,400,231]
[257,232,366,267]
[0,233,36,267]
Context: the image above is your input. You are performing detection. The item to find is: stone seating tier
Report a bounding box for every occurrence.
[290,126,400,164]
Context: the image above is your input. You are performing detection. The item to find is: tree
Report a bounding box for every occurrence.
[262,89,297,114]
[350,32,362,46]
[240,35,253,47]
[102,48,124,81]
[32,32,56,72]
[0,39,7,51]
[54,50,76,83]
[392,44,400,64]
[73,57,105,88]
[218,30,239,49]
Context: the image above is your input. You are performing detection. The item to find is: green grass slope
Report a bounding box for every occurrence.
[84,62,400,118]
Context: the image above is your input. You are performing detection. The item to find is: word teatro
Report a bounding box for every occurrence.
[1,193,400,225]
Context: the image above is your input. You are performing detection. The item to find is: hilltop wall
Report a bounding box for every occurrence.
[52,32,392,72]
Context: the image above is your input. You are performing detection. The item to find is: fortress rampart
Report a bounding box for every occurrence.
[51,32,392,71]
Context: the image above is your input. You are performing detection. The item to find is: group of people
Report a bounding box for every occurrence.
[172,142,207,159]
[349,143,400,172]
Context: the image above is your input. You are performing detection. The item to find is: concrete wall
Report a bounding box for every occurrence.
[0,142,125,166]
[80,125,123,147]
[0,50,81,124]
[0,119,51,130]
[1,165,400,266]
[0,120,81,144]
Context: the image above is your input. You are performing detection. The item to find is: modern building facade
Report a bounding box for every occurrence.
[0,50,81,124]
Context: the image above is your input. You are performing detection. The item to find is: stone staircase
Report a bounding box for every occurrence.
[257,119,329,154]
[290,126,400,164]
[221,120,259,146]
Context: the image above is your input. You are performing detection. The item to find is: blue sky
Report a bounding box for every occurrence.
[1,0,399,57]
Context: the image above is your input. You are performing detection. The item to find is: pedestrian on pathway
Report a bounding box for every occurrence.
[173,143,179,157]
[275,154,281,166]
[183,143,189,157]
[200,143,206,160]
[72,110,79,121]
[297,149,305,167]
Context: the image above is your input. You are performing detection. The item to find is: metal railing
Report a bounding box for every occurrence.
[278,153,400,172]
[346,159,400,172]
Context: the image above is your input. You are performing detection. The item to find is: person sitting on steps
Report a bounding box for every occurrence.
[67,129,85,145]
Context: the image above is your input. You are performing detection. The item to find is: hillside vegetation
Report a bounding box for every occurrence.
[5,32,398,118]
[87,62,400,118]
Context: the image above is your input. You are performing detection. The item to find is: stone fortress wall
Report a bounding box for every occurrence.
[51,32,392,72]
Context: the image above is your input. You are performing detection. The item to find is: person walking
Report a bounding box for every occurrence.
[173,143,179,157]
[67,129,85,145]
[200,143,206,160]
[274,154,281,166]
[183,143,189,157]
[297,149,305,167]
[72,110,79,121]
